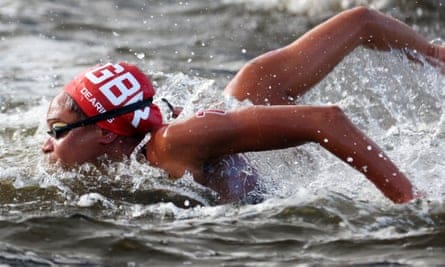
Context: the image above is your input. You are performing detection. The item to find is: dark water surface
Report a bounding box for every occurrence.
[1,0,445,266]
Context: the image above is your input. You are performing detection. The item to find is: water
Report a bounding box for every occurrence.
[0,0,445,266]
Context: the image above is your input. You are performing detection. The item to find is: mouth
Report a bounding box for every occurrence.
[43,153,58,165]
[42,154,74,170]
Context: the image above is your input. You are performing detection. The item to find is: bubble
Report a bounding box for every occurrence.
[347,157,354,163]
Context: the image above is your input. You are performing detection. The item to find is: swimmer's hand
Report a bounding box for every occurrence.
[425,43,445,75]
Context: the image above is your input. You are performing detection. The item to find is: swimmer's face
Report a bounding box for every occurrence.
[41,93,106,166]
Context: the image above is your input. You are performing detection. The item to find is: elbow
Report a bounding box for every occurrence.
[341,6,378,34]
[347,6,375,22]
[313,105,347,138]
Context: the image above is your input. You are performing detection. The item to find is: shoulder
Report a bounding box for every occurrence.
[145,124,203,179]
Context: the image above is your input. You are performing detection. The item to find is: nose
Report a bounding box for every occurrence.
[41,137,54,154]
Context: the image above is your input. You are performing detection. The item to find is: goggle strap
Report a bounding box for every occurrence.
[161,98,175,114]
[69,97,153,129]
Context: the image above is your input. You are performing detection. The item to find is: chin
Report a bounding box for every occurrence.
[44,152,114,170]
[44,154,77,169]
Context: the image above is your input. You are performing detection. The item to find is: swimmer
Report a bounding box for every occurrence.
[42,7,445,204]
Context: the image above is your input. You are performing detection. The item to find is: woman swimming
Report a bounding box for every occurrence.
[42,7,445,204]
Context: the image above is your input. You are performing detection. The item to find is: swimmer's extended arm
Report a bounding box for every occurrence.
[152,105,414,203]
[224,6,445,105]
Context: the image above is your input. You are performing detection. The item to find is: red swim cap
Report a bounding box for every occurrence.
[63,62,163,136]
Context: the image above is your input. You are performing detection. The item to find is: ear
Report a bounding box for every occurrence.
[98,129,118,144]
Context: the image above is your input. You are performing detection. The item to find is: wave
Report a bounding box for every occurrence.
[222,0,394,15]
[222,0,445,16]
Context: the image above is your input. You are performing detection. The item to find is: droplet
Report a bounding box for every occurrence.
[135,52,145,59]
[347,157,354,163]
[367,145,372,151]
[323,138,329,143]
[361,165,368,173]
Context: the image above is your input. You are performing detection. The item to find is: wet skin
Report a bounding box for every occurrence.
[42,7,445,204]
[42,93,108,166]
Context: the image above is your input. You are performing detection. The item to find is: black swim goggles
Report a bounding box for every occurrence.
[47,98,153,139]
